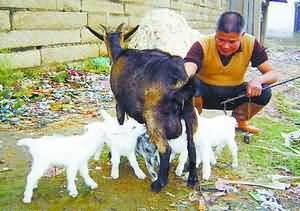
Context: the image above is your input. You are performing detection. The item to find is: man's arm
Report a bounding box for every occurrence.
[247,40,278,97]
[184,42,204,78]
[247,60,278,97]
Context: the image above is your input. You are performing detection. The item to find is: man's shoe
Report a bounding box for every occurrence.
[237,120,260,134]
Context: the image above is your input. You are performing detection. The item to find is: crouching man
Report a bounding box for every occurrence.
[184,11,278,134]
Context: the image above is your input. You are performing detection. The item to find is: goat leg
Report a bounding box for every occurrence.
[184,101,199,188]
[151,146,171,192]
[116,103,125,125]
[187,140,198,187]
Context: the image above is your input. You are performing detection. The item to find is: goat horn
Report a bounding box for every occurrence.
[124,25,140,41]
[98,24,108,33]
[116,23,125,32]
[86,26,104,41]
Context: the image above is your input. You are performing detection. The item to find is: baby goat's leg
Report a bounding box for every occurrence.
[215,143,225,159]
[66,165,78,197]
[175,151,188,176]
[94,145,103,161]
[169,151,176,163]
[110,151,120,179]
[23,161,48,203]
[79,162,98,189]
[127,153,146,179]
[201,148,212,180]
[228,139,238,168]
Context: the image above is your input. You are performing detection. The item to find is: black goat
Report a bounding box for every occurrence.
[86,23,198,192]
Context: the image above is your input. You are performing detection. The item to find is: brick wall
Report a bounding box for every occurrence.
[0,0,228,69]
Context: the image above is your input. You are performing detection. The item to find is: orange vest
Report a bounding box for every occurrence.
[196,33,255,86]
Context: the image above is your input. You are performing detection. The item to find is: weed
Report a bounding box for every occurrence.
[0,48,11,54]
[81,57,111,75]
[50,71,68,83]
[273,92,300,125]
[22,68,44,79]
[0,59,24,88]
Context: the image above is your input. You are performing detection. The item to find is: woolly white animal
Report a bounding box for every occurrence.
[17,122,105,203]
[94,110,147,180]
[168,120,216,180]
[140,110,238,181]
[196,113,238,179]
[174,111,238,180]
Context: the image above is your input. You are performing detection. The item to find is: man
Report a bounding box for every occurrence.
[184,11,278,134]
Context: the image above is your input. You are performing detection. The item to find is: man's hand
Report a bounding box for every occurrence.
[184,62,198,78]
[246,60,278,97]
[246,79,262,97]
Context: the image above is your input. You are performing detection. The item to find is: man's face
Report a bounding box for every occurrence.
[215,31,242,57]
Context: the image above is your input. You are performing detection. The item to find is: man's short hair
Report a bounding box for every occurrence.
[216,11,245,33]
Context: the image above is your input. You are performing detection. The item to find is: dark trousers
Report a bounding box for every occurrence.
[192,77,272,110]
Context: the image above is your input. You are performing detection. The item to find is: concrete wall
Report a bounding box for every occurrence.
[267,0,296,38]
[0,0,228,69]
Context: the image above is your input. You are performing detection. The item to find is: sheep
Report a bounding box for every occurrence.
[17,122,105,203]
[94,110,147,180]
[171,112,238,180]
[138,110,238,181]
[86,23,198,192]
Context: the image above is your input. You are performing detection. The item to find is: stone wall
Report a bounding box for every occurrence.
[0,0,228,69]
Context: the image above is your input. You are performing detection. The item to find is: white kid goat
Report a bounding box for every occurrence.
[17,122,104,203]
[94,110,147,180]
[140,110,238,181]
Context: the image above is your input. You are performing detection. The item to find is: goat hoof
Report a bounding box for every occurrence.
[89,182,98,189]
[151,180,162,192]
[23,197,31,204]
[187,175,198,188]
[69,191,78,198]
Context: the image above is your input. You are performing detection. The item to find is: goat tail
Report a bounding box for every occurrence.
[17,138,35,147]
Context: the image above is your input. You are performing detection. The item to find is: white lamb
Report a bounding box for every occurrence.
[168,121,216,180]
[135,109,238,181]
[17,122,105,203]
[172,111,238,180]
[94,110,147,180]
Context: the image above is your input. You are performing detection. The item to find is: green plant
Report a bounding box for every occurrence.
[0,48,11,54]
[274,93,300,125]
[51,71,68,83]
[0,59,24,88]
[82,57,111,75]
[23,68,44,79]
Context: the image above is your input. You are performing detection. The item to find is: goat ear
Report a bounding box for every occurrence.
[86,26,104,41]
[124,25,139,41]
